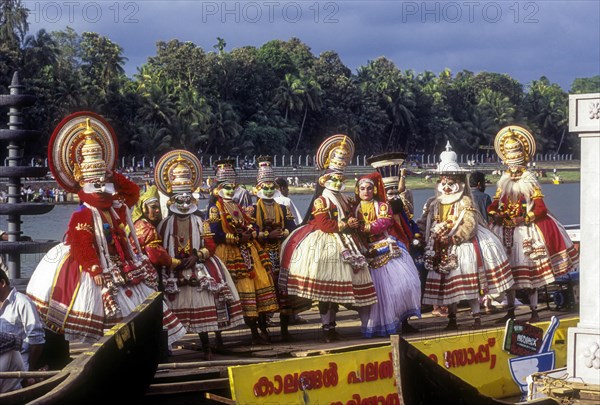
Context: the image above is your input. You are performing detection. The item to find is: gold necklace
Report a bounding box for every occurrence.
[360,200,376,224]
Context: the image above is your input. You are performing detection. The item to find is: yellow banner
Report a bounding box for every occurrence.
[228,346,398,404]
[228,317,578,403]
[410,317,578,398]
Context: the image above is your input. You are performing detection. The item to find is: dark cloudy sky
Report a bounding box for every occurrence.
[25,0,600,90]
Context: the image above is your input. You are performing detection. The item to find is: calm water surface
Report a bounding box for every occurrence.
[1,183,580,276]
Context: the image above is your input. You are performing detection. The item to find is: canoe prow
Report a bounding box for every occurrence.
[0,291,164,404]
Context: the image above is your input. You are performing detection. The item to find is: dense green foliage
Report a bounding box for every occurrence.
[1,1,595,162]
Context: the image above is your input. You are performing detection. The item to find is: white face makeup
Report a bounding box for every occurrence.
[82,181,115,194]
[385,188,400,200]
[172,193,194,214]
[438,176,461,195]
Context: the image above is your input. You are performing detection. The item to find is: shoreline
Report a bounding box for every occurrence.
[4,164,581,200]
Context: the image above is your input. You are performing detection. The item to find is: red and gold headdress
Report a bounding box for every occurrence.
[355,171,386,202]
[154,150,202,197]
[256,156,275,189]
[494,125,536,167]
[316,134,355,185]
[214,158,237,185]
[48,111,118,193]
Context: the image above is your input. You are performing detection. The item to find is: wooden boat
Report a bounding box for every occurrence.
[0,291,163,405]
[389,335,561,405]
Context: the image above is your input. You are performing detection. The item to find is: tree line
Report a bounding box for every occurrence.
[1,0,599,163]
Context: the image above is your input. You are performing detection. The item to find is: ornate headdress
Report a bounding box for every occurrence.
[155,150,202,215]
[315,134,355,185]
[154,150,202,196]
[256,156,275,188]
[132,184,160,223]
[214,158,237,185]
[48,112,118,193]
[494,125,536,167]
[367,152,407,191]
[355,171,386,202]
[436,141,468,177]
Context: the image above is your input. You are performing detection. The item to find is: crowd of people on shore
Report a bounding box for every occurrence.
[0,115,579,393]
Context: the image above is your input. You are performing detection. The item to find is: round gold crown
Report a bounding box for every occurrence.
[494,125,536,166]
[154,150,202,196]
[75,118,107,184]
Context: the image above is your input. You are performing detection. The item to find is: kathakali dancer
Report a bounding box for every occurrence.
[131,184,179,291]
[488,126,579,323]
[353,172,422,337]
[26,112,176,343]
[155,151,243,358]
[248,156,310,342]
[207,160,278,345]
[416,142,514,330]
[279,135,377,343]
[368,153,427,292]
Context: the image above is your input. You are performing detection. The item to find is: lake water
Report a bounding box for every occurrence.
[1,183,581,276]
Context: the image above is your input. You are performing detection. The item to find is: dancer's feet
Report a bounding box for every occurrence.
[471,314,482,329]
[401,321,419,334]
[528,308,540,323]
[444,314,458,331]
[496,308,516,324]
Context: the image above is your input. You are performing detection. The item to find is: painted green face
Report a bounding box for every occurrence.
[261,182,276,198]
[221,183,236,199]
[326,174,344,191]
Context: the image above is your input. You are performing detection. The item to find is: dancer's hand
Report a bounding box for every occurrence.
[268,229,283,239]
[182,254,199,269]
[347,217,359,229]
[93,274,104,286]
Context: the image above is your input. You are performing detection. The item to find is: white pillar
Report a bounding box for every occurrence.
[567,93,600,385]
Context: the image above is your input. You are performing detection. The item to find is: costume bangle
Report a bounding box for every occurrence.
[525,212,535,224]
[282,229,289,237]
[199,248,210,259]
[263,230,269,239]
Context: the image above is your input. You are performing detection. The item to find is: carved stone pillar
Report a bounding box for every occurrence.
[567,92,600,384]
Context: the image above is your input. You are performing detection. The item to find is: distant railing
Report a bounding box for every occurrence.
[8,153,575,171]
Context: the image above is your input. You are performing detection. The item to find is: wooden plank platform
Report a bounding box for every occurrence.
[136,302,578,403]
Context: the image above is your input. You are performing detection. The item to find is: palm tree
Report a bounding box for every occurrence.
[477,89,515,128]
[272,73,304,120]
[384,85,416,150]
[130,124,172,156]
[0,0,29,48]
[294,75,322,153]
[202,101,242,154]
[137,82,176,127]
[22,29,58,70]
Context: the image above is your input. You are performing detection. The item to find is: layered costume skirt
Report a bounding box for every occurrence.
[27,243,185,344]
[214,243,279,318]
[165,257,244,333]
[280,225,377,307]
[490,214,579,289]
[360,240,422,337]
[422,227,513,306]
